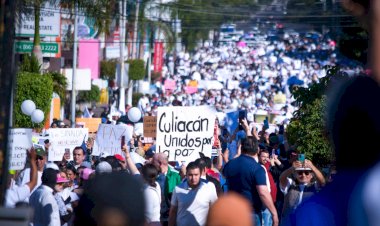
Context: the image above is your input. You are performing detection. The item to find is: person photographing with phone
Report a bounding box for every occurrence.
[279,158,325,226]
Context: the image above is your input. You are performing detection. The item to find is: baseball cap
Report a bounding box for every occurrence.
[114,154,125,162]
[57,173,70,183]
[36,148,46,157]
[294,167,312,171]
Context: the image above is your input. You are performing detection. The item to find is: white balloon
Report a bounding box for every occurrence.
[21,100,36,116]
[31,109,44,123]
[127,107,142,123]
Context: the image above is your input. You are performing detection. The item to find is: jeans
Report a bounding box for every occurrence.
[262,208,273,226]
[252,212,262,226]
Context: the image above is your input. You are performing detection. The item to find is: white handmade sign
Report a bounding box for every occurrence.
[156,106,216,162]
[92,124,133,156]
[8,128,33,170]
[48,128,88,161]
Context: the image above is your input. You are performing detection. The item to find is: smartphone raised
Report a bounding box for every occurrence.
[263,117,269,129]
[238,110,247,130]
[121,136,125,149]
[298,154,305,164]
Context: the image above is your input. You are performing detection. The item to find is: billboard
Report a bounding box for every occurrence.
[16,3,61,37]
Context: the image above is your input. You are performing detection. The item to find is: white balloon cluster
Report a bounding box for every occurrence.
[21,100,45,123]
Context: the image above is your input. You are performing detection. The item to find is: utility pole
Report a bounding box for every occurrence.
[0,0,16,203]
[127,0,140,106]
[71,2,78,128]
[119,0,126,113]
[132,0,140,59]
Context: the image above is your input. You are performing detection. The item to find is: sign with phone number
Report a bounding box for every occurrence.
[15,41,59,54]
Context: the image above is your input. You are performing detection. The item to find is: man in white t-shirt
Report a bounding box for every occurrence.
[169,161,218,226]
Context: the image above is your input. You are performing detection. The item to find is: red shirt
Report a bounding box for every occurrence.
[264,162,277,202]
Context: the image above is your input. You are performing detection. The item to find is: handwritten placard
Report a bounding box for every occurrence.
[156,106,216,162]
[143,116,157,137]
[8,128,32,170]
[48,128,88,161]
[76,118,102,133]
[92,124,133,156]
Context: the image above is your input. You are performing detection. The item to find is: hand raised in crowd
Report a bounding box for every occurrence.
[241,118,250,132]
[122,144,129,158]
[86,138,94,150]
[304,159,315,170]
[29,147,37,161]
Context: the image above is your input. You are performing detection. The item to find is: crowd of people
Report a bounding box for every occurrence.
[7,114,332,226]
[125,27,364,124]
[6,21,380,226]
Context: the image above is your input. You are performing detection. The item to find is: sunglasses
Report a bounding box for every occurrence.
[297,171,311,176]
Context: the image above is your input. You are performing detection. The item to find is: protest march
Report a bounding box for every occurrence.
[4,3,380,224]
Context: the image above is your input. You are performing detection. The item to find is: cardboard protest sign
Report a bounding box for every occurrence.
[156,106,216,162]
[48,128,88,161]
[8,128,32,170]
[92,124,133,156]
[143,116,157,137]
[76,118,102,133]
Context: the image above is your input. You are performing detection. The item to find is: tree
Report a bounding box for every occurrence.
[47,71,68,104]
[286,67,345,167]
[14,72,54,129]
[100,59,117,80]
[128,59,146,80]
[77,84,100,103]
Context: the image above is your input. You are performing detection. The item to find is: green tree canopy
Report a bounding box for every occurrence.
[77,84,100,103]
[128,59,146,80]
[286,67,344,167]
[14,72,54,129]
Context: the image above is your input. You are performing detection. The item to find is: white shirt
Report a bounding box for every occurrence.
[171,181,218,226]
[144,182,161,223]
[5,183,30,208]
[29,185,60,226]
[16,168,43,202]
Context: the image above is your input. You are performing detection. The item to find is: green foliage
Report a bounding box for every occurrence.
[14,72,53,129]
[132,92,144,107]
[19,54,41,73]
[287,97,333,167]
[100,59,117,80]
[286,67,343,167]
[128,59,146,81]
[46,71,68,104]
[77,84,100,103]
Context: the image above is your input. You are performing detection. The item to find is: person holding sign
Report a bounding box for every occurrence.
[15,147,47,201]
[5,148,38,208]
